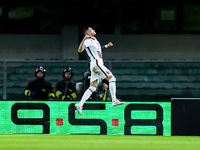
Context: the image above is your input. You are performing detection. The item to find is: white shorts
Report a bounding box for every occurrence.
[90,59,113,82]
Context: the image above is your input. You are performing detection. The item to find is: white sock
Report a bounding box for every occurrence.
[79,86,96,107]
[109,77,117,102]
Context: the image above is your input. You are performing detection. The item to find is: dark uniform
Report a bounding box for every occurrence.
[55,67,77,100]
[97,79,109,101]
[25,66,55,100]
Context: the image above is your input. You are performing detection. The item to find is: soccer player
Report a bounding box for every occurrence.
[75,27,125,116]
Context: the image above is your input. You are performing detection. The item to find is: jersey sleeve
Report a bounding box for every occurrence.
[84,39,91,48]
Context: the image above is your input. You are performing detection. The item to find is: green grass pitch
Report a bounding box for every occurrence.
[0,134,200,150]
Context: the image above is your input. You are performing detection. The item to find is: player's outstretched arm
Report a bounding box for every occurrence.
[102,42,114,50]
[107,42,113,48]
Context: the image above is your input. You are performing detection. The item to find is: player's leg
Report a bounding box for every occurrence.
[79,80,98,106]
[104,75,125,106]
[75,70,99,116]
[97,63,125,106]
[75,83,97,116]
[107,75,116,101]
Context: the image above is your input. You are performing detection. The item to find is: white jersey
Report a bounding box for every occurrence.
[83,37,113,82]
[84,38,103,61]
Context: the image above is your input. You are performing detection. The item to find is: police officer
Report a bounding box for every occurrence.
[25,66,55,100]
[55,67,78,100]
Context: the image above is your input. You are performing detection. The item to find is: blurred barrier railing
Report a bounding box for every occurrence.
[2,59,200,100]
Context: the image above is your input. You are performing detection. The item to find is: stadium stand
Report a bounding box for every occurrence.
[112,61,200,100]
[0,62,3,99]
[2,60,200,101]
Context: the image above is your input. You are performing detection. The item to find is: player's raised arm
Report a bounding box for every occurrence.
[78,35,91,53]
[78,40,85,53]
